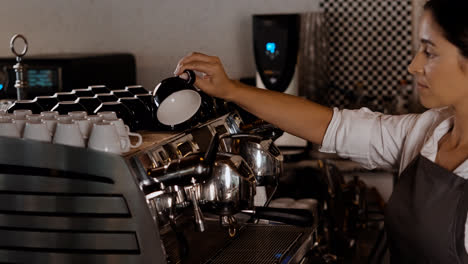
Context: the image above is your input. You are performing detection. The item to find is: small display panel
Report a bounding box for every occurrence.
[28,69,57,88]
[4,66,60,99]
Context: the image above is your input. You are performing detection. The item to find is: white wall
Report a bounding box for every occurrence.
[0,0,319,90]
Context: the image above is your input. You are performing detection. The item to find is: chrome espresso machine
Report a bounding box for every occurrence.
[0,111,319,264]
[125,111,319,263]
[122,70,320,263]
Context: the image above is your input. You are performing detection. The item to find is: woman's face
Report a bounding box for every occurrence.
[408,11,468,109]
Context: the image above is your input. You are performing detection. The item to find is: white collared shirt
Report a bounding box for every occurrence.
[319,106,468,253]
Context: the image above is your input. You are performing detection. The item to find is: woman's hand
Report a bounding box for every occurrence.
[173,53,333,146]
[173,52,237,100]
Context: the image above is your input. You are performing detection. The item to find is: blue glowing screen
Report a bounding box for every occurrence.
[28,69,55,87]
[266,42,276,54]
[0,84,3,91]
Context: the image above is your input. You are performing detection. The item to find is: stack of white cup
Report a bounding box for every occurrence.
[88,111,142,154]
[0,110,142,155]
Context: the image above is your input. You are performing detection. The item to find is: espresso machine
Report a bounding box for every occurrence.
[125,112,320,263]
[121,71,319,263]
[0,113,319,264]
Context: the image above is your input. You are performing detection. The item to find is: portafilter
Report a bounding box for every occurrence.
[145,133,314,230]
[145,133,220,232]
[194,152,257,216]
[219,134,283,186]
[195,150,314,228]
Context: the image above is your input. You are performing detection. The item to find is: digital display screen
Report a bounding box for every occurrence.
[28,69,57,88]
[4,66,60,99]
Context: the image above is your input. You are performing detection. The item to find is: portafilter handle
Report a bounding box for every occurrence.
[189,184,205,232]
[241,207,315,227]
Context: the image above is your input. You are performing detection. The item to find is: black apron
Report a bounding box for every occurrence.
[385,154,468,263]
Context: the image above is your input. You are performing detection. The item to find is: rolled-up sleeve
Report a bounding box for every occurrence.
[319,107,419,170]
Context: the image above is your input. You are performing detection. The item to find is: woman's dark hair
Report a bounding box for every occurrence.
[424,0,468,58]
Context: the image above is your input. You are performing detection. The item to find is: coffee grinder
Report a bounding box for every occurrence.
[253,14,307,148]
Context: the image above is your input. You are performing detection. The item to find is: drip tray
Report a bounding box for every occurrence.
[204,225,315,264]
[163,219,316,264]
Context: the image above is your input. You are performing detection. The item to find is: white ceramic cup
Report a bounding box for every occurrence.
[0,114,14,121]
[0,119,20,138]
[87,115,104,124]
[56,115,72,122]
[26,114,42,122]
[97,111,118,120]
[72,118,92,139]
[104,118,142,152]
[88,122,126,154]
[0,102,12,112]
[68,111,87,119]
[13,109,33,118]
[23,120,51,142]
[53,121,85,147]
[40,111,59,118]
[13,116,27,135]
[41,116,58,136]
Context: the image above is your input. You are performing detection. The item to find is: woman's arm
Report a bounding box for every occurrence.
[174,52,333,145]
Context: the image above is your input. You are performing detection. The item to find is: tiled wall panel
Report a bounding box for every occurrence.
[319,0,413,113]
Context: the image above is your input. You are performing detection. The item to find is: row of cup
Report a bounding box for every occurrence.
[0,110,142,155]
[7,92,154,131]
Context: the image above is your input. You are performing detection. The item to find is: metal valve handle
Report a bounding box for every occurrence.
[10,34,29,100]
[10,34,28,61]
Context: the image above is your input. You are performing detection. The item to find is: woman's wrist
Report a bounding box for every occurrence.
[223,79,243,102]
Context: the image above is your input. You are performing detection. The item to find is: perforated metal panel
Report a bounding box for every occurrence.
[0,137,165,264]
[205,225,307,264]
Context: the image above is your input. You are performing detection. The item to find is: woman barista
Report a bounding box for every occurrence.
[174,0,468,262]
